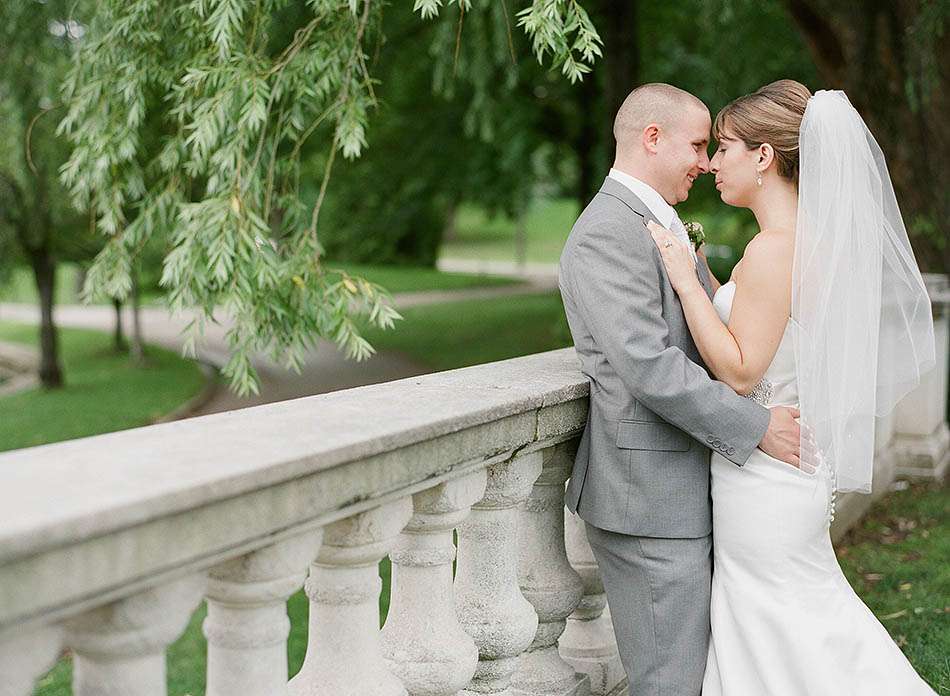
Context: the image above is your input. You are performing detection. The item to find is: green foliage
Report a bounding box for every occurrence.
[415,0,602,84]
[516,0,602,83]
[636,0,819,221]
[319,4,542,265]
[0,1,92,262]
[58,0,601,394]
[904,0,950,112]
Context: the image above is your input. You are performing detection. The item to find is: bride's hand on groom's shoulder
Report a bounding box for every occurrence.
[647,220,701,296]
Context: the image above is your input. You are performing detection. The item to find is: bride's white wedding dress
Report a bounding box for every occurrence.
[701,280,936,696]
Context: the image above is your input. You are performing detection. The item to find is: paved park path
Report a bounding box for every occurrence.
[0,273,558,417]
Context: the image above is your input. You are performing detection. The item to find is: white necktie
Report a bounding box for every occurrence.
[670,215,697,263]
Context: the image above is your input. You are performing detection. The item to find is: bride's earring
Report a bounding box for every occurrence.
[755,171,763,187]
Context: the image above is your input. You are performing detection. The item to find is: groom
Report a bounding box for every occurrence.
[558,83,803,695]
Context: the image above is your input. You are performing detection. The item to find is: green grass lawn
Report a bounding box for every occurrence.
[0,262,522,307]
[0,322,206,452]
[439,198,580,264]
[0,265,88,305]
[836,480,950,693]
[439,197,752,282]
[326,261,521,293]
[363,291,571,371]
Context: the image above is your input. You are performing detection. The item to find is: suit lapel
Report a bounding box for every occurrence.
[695,257,714,299]
[598,177,712,298]
[598,177,655,223]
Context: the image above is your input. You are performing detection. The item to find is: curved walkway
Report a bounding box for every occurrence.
[0,277,558,417]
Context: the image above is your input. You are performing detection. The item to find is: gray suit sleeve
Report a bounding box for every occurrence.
[567,215,769,466]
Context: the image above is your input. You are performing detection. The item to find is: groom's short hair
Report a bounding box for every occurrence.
[614,83,707,145]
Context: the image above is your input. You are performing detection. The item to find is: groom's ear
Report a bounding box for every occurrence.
[643,124,661,154]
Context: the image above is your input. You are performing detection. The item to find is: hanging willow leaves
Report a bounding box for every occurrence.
[58,0,600,394]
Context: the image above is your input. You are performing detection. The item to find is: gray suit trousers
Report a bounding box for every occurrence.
[585,523,712,696]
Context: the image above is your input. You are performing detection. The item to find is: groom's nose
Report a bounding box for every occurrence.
[697,150,711,174]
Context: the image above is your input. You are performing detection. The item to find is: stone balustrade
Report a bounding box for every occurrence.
[0,349,615,696]
[0,275,946,695]
[831,273,950,540]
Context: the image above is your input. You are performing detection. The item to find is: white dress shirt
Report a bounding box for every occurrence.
[608,168,696,261]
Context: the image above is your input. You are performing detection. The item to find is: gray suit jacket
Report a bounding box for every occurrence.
[560,177,770,538]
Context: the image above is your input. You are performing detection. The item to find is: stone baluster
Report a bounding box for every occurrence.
[558,510,624,695]
[511,443,588,696]
[289,498,413,696]
[204,529,324,696]
[0,624,63,696]
[455,451,543,695]
[381,470,488,696]
[64,573,206,696]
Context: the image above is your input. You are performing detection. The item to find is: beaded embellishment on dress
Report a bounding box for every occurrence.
[743,378,774,406]
[825,461,838,528]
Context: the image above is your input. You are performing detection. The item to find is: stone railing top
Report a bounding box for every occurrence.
[922,273,948,293]
[0,348,587,565]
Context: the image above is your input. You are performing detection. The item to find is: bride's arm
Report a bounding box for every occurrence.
[649,224,792,394]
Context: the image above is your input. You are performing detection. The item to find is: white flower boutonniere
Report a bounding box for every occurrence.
[684,221,705,251]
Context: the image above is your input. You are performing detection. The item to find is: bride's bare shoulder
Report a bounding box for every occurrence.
[736,230,794,281]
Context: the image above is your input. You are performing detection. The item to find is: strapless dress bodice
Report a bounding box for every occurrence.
[711,280,799,407]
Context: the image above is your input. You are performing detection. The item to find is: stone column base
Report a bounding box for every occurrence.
[893,422,950,481]
[508,668,590,696]
[606,679,629,696]
[559,612,624,696]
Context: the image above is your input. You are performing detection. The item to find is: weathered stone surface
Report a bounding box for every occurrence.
[381,471,488,696]
[204,529,324,696]
[0,350,587,631]
[511,444,588,696]
[456,452,543,694]
[0,624,62,696]
[65,574,206,696]
[560,511,624,696]
[289,499,413,696]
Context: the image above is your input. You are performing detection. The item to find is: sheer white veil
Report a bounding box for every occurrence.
[794,90,936,493]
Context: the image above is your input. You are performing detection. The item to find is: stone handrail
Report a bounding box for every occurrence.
[1,272,946,695]
[0,348,627,696]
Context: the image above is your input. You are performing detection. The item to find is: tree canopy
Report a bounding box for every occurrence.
[57,0,602,394]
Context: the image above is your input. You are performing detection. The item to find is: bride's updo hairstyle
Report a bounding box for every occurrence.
[714,79,812,184]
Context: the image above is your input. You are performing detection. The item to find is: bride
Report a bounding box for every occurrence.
[647,80,937,695]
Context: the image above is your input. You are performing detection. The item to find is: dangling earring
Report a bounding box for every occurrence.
[755,171,763,187]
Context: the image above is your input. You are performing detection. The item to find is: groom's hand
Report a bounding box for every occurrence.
[759,407,815,473]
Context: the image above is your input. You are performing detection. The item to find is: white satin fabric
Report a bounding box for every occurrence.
[701,281,936,696]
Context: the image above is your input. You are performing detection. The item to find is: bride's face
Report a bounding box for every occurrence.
[710,128,760,207]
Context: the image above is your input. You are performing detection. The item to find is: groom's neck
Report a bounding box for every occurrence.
[611,160,667,199]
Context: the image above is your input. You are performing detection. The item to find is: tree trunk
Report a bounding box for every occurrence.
[603,0,639,144]
[113,298,126,353]
[514,210,527,270]
[574,0,640,212]
[782,0,950,273]
[30,248,63,389]
[442,200,459,243]
[575,71,599,211]
[130,269,144,364]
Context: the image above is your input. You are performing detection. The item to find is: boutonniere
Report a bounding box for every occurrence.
[684,221,705,251]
